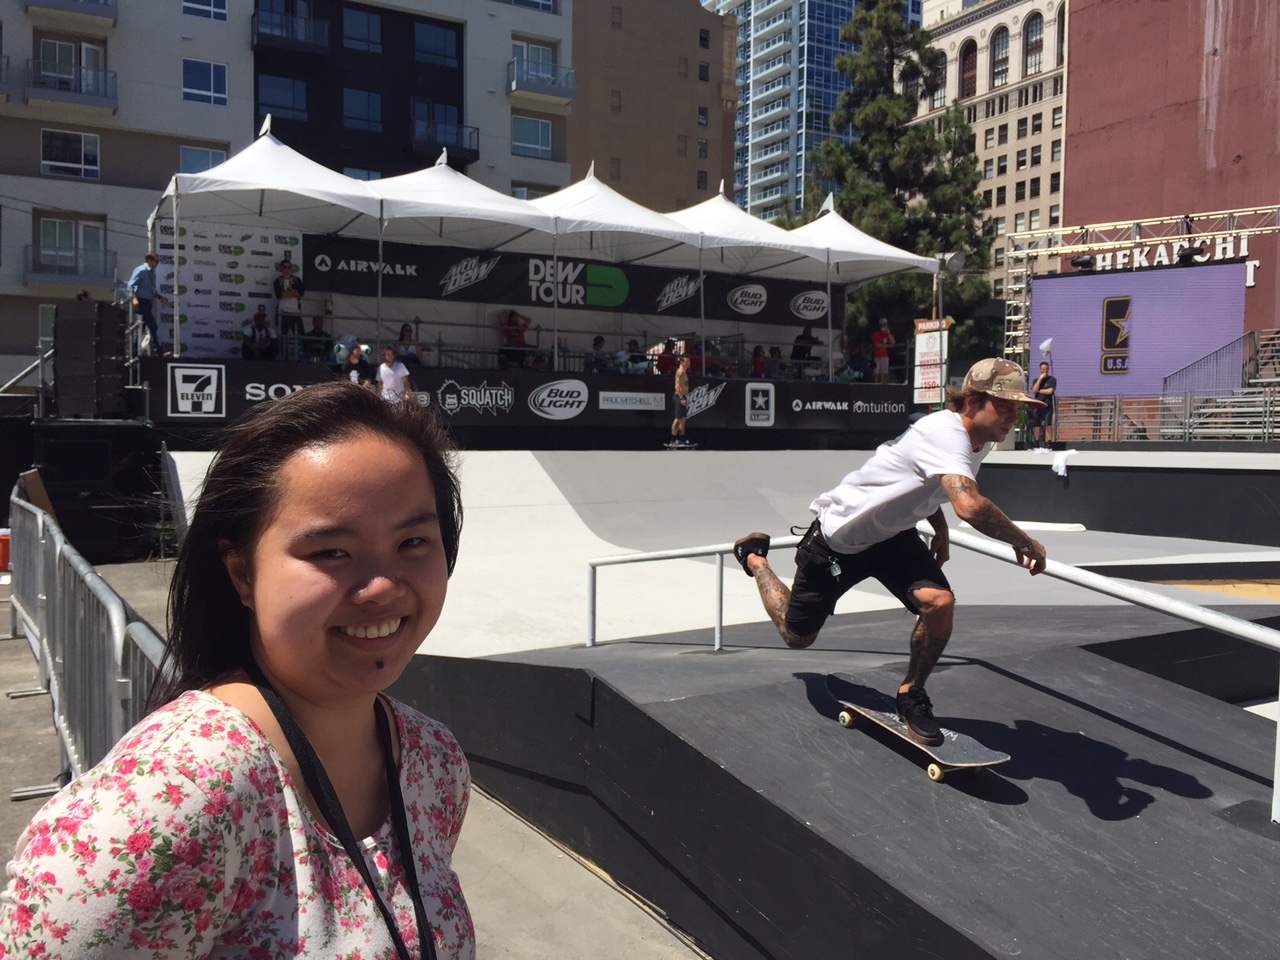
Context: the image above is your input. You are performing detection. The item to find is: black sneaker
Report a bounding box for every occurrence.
[896,687,943,746]
[733,532,770,577]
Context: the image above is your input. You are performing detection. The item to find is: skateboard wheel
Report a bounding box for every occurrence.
[838,710,855,728]
[927,763,946,782]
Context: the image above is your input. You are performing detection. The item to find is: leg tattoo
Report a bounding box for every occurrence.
[752,562,816,649]
[903,616,949,689]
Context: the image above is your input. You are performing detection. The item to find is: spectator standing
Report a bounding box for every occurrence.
[378,346,413,403]
[871,318,896,383]
[128,251,169,355]
[395,323,428,366]
[670,355,692,445]
[300,315,334,362]
[1029,361,1057,447]
[341,345,376,389]
[241,308,279,361]
[498,309,532,367]
[274,259,305,338]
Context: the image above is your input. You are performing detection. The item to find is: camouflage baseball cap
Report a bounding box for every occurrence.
[960,358,1046,407]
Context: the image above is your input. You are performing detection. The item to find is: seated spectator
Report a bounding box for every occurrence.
[750,345,767,378]
[791,326,822,362]
[847,342,876,381]
[339,345,375,389]
[624,338,651,374]
[765,345,786,379]
[584,335,612,373]
[75,289,92,302]
[394,323,428,365]
[299,315,334,362]
[241,308,279,361]
[655,339,679,374]
[499,309,532,368]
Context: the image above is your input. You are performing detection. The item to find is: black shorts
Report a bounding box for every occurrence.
[673,394,689,419]
[1029,404,1054,426]
[784,523,952,639]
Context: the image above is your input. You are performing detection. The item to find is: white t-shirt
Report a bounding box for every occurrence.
[377,360,411,401]
[810,409,989,554]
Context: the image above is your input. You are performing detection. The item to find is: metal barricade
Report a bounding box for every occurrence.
[8,484,167,785]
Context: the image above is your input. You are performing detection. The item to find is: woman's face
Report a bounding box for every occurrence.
[223,432,448,705]
[400,326,412,340]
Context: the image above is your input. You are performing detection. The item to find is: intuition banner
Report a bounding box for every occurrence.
[302,235,844,328]
[143,359,909,433]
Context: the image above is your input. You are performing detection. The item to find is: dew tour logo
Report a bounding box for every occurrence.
[168,364,226,418]
[441,255,500,296]
[655,274,702,312]
[687,382,725,418]
[436,379,514,416]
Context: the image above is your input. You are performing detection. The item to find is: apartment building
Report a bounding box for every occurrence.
[0,0,250,353]
[253,0,574,198]
[703,0,922,222]
[918,0,1067,295]
[567,0,737,212]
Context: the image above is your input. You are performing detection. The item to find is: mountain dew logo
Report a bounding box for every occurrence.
[177,285,188,295]
[179,227,187,237]
[178,256,188,266]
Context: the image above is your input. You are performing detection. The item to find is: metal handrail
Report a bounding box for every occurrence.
[0,348,54,394]
[587,523,1280,821]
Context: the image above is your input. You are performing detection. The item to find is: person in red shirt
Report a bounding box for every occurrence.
[871,318,896,383]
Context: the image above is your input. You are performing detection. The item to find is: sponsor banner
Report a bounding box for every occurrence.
[303,235,843,327]
[156,222,298,358]
[141,359,909,432]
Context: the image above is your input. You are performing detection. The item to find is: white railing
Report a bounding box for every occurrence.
[587,523,1280,822]
[8,486,167,795]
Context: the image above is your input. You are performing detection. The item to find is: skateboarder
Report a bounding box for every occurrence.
[733,358,1048,746]
[670,355,692,446]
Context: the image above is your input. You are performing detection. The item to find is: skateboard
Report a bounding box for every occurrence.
[663,441,699,450]
[826,673,1010,782]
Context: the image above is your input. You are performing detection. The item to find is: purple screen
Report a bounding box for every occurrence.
[1028,263,1246,396]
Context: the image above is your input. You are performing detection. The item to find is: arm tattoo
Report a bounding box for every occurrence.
[943,474,1028,546]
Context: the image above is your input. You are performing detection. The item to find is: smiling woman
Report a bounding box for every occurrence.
[0,383,473,959]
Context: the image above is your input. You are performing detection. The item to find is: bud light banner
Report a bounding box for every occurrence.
[302,236,843,327]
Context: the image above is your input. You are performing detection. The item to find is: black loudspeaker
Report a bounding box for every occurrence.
[54,300,127,419]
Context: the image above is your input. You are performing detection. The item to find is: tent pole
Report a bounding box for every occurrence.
[172,195,181,358]
[376,200,385,342]
[826,249,833,381]
[552,220,559,370]
[698,240,705,375]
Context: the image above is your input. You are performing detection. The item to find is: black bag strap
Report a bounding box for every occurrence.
[246,665,437,960]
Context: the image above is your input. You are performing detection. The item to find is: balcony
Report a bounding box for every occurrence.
[507,58,576,110]
[23,0,117,35]
[751,95,790,122]
[754,30,792,58]
[751,162,790,187]
[23,244,117,288]
[251,12,330,53]
[754,0,789,15]
[26,60,117,114]
[411,117,480,167]
[753,52,792,82]
[752,9,792,41]
[751,141,787,164]
[753,74,791,99]
[750,117,790,145]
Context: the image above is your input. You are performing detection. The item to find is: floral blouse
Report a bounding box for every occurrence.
[0,690,473,959]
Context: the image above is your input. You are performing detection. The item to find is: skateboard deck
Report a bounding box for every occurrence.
[826,673,1010,782]
[663,441,699,450]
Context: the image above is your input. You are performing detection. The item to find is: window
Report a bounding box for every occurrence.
[612,6,623,28]
[343,88,381,131]
[678,57,688,79]
[1014,212,1026,232]
[344,9,382,53]
[984,159,994,179]
[1029,209,1041,230]
[1051,139,1062,161]
[1053,75,1063,96]
[38,215,104,274]
[982,189,992,209]
[610,89,622,113]
[1015,181,1026,202]
[996,186,1006,206]
[699,27,711,49]
[41,130,99,179]
[698,61,710,82]
[609,157,621,181]
[1050,171,1061,193]
[180,146,225,173]
[993,278,1004,297]
[697,106,708,126]
[697,138,708,159]
[513,41,555,79]
[1057,5,1067,65]
[993,246,1005,266]
[1031,145,1042,166]
[1052,106,1063,127]
[930,53,946,110]
[998,123,1008,144]
[997,154,1008,175]
[676,134,687,157]
[512,115,552,158]
[183,0,227,20]
[1017,117,1027,139]
[697,170,708,190]
[1029,177,1041,198]
[984,127,995,148]
[344,168,381,180]
[1032,112,1043,135]
[994,217,1007,236]
[1024,13,1045,76]
[415,22,459,67]
[1016,149,1027,170]
[182,59,227,105]
[512,184,554,200]
[990,27,1010,88]
[958,40,977,100]
[1049,204,1061,227]
[259,75,306,120]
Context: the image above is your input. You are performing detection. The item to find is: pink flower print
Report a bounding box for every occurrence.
[125,831,154,857]
[73,840,96,865]
[9,903,33,934]
[319,875,342,904]
[204,788,230,817]
[46,920,72,942]
[163,783,186,806]
[126,879,161,916]
[227,727,249,748]
[115,755,139,775]
[173,836,203,865]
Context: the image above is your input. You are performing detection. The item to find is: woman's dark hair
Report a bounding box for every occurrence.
[399,324,413,339]
[150,381,462,706]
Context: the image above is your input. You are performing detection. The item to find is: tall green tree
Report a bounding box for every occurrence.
[809,0,994,365]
